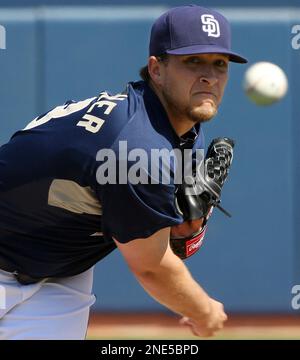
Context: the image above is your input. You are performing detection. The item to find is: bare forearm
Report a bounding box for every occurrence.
[133,253,211,321]
[115,227,227,337]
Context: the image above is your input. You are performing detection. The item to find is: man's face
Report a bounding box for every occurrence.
[156,53,229,124]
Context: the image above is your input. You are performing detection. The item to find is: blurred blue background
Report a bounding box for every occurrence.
[0,1,299,313]
[0,0,298,7]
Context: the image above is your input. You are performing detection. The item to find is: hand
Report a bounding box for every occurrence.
[179,298,227,337]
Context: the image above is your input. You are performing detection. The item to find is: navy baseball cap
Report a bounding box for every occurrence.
[149,5,247,63]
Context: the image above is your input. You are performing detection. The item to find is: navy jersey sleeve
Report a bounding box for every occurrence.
[98,180,183,243]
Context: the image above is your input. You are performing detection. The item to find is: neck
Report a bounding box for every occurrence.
[148,81,196,137]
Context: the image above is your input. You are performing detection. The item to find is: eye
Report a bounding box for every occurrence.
[215,59,228,69]
[184,57,202,64]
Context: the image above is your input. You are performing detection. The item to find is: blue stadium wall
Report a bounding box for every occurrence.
[0,4,299,313]
[0,0,298,7]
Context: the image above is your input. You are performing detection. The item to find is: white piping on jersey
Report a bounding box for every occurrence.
[90,232,104,236]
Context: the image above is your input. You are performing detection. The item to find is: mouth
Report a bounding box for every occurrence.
[193,91,217,99]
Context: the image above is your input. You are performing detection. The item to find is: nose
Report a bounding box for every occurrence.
[198,65,218,86]
[199,75,218,87]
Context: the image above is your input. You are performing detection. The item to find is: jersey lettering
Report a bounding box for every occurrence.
[76,92,127,133]
[23,97,96,130]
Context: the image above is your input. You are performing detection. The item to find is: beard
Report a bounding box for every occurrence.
[188,103,218,123]
[162,88,218,124]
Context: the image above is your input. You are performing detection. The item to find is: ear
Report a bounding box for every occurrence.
[148,56,164,85]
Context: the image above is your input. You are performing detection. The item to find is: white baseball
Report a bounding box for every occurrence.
[243,62,288,106]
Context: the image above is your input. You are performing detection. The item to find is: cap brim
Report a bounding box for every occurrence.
[166,45,248,63]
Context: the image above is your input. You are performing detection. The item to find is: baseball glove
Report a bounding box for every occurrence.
[170,137,234,259]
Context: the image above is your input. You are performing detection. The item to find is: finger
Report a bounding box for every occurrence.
[181,319,214,338]
[179,316,193,326]
[219,312,228,322]
[190,326,214,337]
